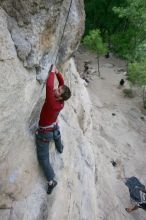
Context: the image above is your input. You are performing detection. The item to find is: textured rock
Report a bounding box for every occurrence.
[0,0,85,81]
[8,19,32,61]
[0,1,89,220]
[0,5,43,212]
[7,59,96,220]
[1,1,146,219]
[0,9,16,60]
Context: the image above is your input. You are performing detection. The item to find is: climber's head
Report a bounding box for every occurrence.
[54,85,71,101]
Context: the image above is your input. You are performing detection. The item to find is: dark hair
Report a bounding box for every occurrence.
[61,85,71,101]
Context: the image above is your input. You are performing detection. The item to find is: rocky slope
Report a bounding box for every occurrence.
[76,48,146,220]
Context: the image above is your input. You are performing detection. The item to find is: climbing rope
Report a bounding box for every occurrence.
[41,0,73,90]
[29,0,73,133]
[54,0,73,65]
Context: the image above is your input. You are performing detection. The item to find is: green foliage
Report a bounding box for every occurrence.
[84,0,146,62]
[84,0,126,37]
[127,59,146,86]
[113,0,146,26]
[135,44,146,61]
[110,28,141,61]
[83,29,107,56]
[83,29,107,76]
[112,0,146,60]
[127,58,146,108]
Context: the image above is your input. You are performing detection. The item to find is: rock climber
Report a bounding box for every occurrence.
[35,64,71,194]
[124,176,146,212]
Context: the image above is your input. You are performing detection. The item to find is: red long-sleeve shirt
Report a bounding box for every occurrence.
[39,71,64,126]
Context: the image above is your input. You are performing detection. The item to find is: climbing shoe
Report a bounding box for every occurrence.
[47,180,57,194]
[57,144,64,154]
[55,143,64,154]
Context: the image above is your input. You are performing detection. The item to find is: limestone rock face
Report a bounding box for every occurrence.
[0,1,95,220]
[1,1,146,220]
[0,6,40,209]
[0,0,84,80]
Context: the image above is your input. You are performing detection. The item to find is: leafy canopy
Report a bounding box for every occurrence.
[83,29,107,56]
[84,0,146,61]
[112,0,146,60]
[128,60,146,86]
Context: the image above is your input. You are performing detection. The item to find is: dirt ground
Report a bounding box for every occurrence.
[75,46,146,219]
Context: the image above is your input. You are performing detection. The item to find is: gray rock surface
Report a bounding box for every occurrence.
[1,1,146,220]
[0,1,89,220]
[0,0,84,79]
[0,6,40,208]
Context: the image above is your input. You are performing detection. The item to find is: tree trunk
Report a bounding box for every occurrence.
[143,86,146,109]
[97,56,100,77]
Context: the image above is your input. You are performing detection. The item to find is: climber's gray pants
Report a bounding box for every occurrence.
[35,125,63,181]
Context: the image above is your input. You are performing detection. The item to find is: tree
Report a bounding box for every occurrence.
[83,29,107,77]
[127,59,146,108]
[113,0,146,61]
[84,0,127,49]
[84,0,146,61]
